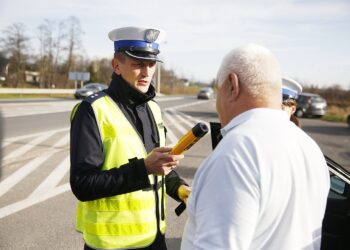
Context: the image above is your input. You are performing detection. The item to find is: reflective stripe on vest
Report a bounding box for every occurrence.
[72,96,166,249]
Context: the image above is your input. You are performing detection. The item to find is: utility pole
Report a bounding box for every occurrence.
[156,63,161,94]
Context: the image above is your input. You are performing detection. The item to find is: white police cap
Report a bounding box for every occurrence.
[282,77,302,100]
[108,26,166,62]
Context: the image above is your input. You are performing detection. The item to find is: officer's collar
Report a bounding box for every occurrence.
[108,73,156,106]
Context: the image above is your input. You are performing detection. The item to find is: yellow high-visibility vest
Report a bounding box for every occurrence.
[72,95,166,249]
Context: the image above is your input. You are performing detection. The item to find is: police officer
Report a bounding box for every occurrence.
[281,77,303,127]
[70,26,190,250]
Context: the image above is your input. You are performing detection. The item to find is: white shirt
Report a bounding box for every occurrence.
[181,108,330,250]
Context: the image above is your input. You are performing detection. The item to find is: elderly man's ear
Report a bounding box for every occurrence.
[227,73,240,101]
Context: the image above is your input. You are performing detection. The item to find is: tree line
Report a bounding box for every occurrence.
[0,16,191,90]
[1,16,348,103]
[0,17,87,88]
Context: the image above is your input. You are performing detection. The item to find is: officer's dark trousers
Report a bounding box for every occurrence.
[84,232,167,250]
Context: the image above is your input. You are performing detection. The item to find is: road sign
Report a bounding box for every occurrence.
[68,72,90,81]
[69,72,90,88]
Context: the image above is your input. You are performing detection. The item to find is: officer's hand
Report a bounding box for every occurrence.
[177,185,191,204]
[144,147,184,176]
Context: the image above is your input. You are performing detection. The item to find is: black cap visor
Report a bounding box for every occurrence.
[124,50,163,62]
[117,46,162,62]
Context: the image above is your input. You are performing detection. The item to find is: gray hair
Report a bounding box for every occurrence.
[216,44,281,98]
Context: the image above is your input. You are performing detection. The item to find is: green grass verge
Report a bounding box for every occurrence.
[0,94,74,99]
[321,114,347,123]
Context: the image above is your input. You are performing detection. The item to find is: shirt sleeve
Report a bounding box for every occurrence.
[191,153,260,249]
[69,101,151,201]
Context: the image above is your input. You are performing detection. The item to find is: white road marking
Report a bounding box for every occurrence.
[3,131,57,162]
[0,135,69,197]
[29,156,70,199]
[0,183,70,219]
[176,111,211,134]
[164,100,211,111]
[164,110,188,135]
[0,98,213,218]
[1,101,79,118]
[163,112,178,146]
[2,127,69,146]
[169,109,198,129]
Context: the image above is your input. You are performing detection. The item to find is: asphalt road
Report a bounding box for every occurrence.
[0,97,349,249]
[300,118,350,171]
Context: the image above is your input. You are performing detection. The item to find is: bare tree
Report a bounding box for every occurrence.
[38,19,55,88]
[62,16,83,87]
[0,23,30,87]
[52,20,66,87]
[88,58,113,84]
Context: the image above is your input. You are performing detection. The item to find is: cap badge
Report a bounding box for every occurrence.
[144,29,160,43]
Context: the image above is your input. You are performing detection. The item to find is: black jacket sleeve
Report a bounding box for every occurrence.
[69,101,151,202]
[165,170,188,202]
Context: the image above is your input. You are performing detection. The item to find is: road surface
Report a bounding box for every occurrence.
[0,97,349,249]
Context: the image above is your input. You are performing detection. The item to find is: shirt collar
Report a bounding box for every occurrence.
[221,108,289,137]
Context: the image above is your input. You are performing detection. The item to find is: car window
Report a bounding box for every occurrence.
[311,96,324,103]
[330,175,346,195]
[297,96,306,102]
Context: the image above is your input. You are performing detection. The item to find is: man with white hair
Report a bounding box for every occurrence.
[181,44,330,250]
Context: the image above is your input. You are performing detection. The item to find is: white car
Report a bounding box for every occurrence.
[197,87,214,100]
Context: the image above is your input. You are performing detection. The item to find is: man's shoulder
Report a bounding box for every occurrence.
[71,92,108,122]
[83,91,108,104]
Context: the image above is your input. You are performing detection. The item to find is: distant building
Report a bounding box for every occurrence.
[180,78,190,86]
[25,71,40,83]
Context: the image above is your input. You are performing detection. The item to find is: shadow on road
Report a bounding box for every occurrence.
[302,125,350,136]
[166,237,182,250]
[175,164,198,180]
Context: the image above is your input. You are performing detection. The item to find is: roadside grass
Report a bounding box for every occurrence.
[161,85,201,95]
[322,105,350,123]
[0,94,74,99]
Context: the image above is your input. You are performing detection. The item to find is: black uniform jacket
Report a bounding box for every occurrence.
[70,73,187,203]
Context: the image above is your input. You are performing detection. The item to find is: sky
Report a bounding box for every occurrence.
[1,0,350,89]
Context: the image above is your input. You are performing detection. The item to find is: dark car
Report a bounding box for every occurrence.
[74,83,108,99]
[197,87,214,100]
[322,156,350,249]
[295,93,327,118]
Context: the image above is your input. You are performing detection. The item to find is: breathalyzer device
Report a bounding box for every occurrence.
[170,122,209,155]
[171,122,209,216]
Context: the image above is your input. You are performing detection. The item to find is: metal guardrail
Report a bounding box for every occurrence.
[0,88,75,94]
